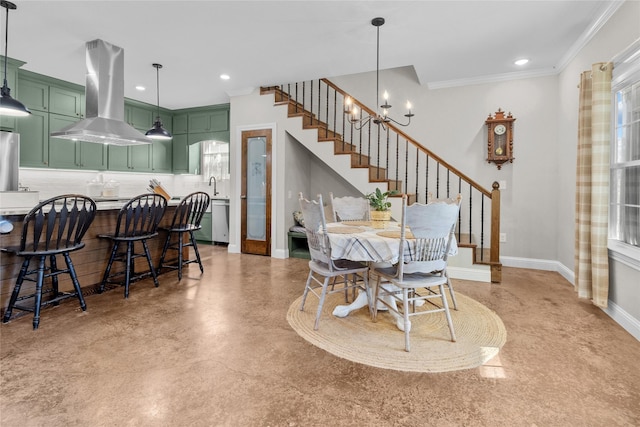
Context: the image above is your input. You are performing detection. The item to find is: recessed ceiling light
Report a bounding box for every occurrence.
[135,85,146,91]
[220,74,230,80]
[514,59,529,66]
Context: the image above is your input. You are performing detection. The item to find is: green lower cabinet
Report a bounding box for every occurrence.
[193,212,212,242]
[108,144,152,172]
[16,110,49,167]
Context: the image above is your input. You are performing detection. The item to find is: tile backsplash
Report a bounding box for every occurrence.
[19,168,230,200]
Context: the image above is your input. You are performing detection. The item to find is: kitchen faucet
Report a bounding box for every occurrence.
[208,176,219,196]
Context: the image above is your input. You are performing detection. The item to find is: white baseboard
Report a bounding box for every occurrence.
[501,256,638,341]
[601,300,640,341]
[447,266,491,283]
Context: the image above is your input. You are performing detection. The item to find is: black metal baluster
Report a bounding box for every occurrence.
[446,170,450,198]
[395,134,399,192]
[425,154,429,200]
[317,80,321,130]
[310,81,314,126]
[436,163,440,198]
[404,138,408,194]
[302,81,306,116]
[295,82,298,114]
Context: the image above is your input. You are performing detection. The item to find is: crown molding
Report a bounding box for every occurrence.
[427,68,558,90]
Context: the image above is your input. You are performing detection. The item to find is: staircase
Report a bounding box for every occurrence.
[261,80,502,283]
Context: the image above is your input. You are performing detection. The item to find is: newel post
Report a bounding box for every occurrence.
[490,181,502,283]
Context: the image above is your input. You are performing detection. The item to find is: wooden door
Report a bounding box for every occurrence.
[241,129,272,256]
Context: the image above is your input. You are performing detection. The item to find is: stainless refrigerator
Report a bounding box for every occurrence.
[0,131,20,192]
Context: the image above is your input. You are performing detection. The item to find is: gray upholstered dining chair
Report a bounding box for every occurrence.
[370,193,461,352]
[329,192,370,222]
[298,193,372,330]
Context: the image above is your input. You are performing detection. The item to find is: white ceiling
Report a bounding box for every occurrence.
[4,1,623,110]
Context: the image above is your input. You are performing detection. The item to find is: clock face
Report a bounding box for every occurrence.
[494,124,506,135]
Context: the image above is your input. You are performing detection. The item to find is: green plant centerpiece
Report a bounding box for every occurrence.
[366,188,398,223]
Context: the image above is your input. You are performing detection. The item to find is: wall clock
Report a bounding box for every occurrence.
[485,109,515,170]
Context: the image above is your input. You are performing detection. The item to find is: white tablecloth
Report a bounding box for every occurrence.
[326,221,457,265]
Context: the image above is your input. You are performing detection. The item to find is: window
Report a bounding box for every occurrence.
[610,41,640,264]
[201,140,229,182]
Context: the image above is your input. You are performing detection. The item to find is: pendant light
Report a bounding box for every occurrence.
[0,1,30,117]
[344,17,413,130]
[145,63,172,140]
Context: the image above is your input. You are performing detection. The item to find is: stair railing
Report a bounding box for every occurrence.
[270,79,502,282]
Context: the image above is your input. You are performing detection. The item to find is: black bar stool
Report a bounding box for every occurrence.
[2,194,97,329]
[98,193,167,298]
[158,192,210,280]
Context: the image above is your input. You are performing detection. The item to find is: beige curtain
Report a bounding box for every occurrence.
[575,62,612,308]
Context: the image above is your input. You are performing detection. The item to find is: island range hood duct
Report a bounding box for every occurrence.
[51,39,152,146]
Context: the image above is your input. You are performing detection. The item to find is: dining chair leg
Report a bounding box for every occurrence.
[32,256,46,330]
[190,231,204,273]
[299,270,314,311]
[142,240,159,287]
[64,252,87,311]
[177,232,184,281]
[403,288,411,352]
[445,271,458,310]
[99,241,119,293]
[440,283,457,342]
[313,277,331,330]
[3,257,30,323]
[158,231,172,273]
[50,255,60,304]
[124,242,133,298]
[372,274,381,322]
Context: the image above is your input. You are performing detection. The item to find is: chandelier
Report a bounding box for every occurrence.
[344,17,413,130]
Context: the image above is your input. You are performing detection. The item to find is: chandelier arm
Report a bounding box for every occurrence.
[386,115,412,127]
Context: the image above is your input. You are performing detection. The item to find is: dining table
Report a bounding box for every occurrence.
[324,220,458,329]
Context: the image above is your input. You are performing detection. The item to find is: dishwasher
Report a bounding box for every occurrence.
[211,199,229,243]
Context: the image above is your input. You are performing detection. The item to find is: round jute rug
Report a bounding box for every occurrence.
[287,291,507,373]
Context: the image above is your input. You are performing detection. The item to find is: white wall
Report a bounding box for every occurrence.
[331,69,561,261]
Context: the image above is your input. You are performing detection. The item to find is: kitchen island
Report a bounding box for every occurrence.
[0,199,185,313]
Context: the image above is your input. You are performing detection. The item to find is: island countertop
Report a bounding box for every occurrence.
[0,196,183,216]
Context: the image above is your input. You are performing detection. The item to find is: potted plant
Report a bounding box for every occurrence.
[366,187,398,221]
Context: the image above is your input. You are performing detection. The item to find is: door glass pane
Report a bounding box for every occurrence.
[246,136,266,241]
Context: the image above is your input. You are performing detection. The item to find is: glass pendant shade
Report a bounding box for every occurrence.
[1,1,30,117]
[146,63,172,140]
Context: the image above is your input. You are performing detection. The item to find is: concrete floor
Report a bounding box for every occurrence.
[1,245,639,426]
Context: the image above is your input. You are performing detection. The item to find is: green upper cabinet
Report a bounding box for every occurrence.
[17,74,49,113]
[188,109,229,133]
[126,104,154,131]
[0,57,25,131]
[172,113,188,134]
[49,113,107,170]
[108,144,152,172]
[16,110,49,167]
[18,72,84,118]
[172,134,200,174]
[49,86,84,118]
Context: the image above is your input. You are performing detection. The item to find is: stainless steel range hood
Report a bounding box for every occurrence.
[51,39,152,146]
